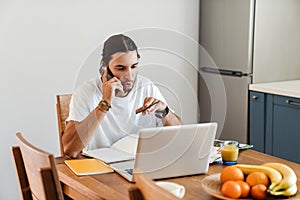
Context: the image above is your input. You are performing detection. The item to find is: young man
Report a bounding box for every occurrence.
[62,34,182,158]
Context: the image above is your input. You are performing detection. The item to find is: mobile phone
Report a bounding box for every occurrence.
[99,64,120,94]
[99,63,114,80]
[106,66,114,80]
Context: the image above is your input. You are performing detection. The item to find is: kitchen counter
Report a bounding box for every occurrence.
[249,80,300,98]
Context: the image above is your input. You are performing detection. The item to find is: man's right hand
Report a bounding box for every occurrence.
[101,67,124,101]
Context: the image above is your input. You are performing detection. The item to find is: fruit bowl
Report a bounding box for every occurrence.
[201,173,251,200]
[201,173,299,199]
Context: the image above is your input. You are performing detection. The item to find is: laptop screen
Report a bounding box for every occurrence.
[134,123,217,179]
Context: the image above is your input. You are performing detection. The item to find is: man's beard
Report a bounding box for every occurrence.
[116,78,136,97]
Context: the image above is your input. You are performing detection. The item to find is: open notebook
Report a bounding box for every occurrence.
[82,134,138,164]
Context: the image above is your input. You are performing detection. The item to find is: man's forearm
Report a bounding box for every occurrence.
[62,108,107,157]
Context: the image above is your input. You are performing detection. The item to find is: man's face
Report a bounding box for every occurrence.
[108,50,139,96]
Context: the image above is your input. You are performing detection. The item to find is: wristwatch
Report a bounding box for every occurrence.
[155,106,169,119]
[98,100,111,112]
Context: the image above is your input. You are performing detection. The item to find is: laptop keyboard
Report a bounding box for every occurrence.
[125,168,133,175]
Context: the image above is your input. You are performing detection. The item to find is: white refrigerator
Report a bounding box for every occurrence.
[199,0,300,143]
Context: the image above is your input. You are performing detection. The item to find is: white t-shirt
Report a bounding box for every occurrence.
[67,75,167,151]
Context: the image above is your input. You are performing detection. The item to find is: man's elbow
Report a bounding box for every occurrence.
[63,141,82,158]
[62,134,81,158]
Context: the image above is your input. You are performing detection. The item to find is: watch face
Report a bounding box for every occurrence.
[99,100,111,111]
[102,103,109,110]
[100,103,106,110]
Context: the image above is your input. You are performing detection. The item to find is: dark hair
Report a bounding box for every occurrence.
[101,34,140,66]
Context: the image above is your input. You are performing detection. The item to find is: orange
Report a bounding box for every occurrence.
[246,172,269,187]
[221,181,242,199]
[251,184,267,199]
[220,166,244,183]
[236,180,250,198]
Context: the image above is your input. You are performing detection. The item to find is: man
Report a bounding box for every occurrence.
[62,34,182,158]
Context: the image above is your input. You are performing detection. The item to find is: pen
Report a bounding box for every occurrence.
[136,100,160,114]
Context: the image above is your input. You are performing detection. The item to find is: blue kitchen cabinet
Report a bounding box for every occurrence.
[249,91,265,153]
[272,95,300,163]
[249,91,300,164]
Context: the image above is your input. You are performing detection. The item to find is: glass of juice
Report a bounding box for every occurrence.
[221,141,239,165]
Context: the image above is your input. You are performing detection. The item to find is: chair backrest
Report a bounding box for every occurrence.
[12,146,33,200]
[16,132,64,200]
[56,94,72,156]
[129,173,180,200]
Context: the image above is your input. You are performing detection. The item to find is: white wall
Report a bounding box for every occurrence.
[0,0,199,199]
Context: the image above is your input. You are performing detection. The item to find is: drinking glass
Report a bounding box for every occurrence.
[221,141,239,165]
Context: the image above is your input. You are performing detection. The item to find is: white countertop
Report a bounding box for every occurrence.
[249,80,300,98]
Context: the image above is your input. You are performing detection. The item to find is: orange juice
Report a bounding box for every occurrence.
[221,145,239,165]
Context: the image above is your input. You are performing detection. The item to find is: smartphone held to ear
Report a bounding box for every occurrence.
[99,64,121,95]
[106,67,115,80]
[99,64,114,81]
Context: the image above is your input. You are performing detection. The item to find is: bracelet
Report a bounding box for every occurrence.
[97,99,111,112]
[155,106,169,119]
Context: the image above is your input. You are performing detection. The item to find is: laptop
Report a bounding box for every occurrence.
[109,123,217,182]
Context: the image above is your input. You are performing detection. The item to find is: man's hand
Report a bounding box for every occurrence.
[101,67,124,101]
[135,97,166,116]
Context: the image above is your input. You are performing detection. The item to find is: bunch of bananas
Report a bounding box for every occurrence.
[235,162,298,197]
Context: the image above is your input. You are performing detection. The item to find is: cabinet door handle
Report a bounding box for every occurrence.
[252,95,258,99]
[285,99,300,106]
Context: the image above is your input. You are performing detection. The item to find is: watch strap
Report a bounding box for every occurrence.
[155,106,169,119]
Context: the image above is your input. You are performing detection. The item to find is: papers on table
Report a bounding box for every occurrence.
[209,147,222,164]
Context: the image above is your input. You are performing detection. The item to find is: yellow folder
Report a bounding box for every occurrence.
[64,158,114,176]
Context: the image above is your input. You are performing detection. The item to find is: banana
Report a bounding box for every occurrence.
[270,184,297,196]
[235,164,282,190]
[262,162,297,192]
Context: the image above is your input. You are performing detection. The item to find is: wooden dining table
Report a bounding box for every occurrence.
[56,149,300,200]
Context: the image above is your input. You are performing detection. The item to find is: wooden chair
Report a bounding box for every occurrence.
[15,132,64,200]
[12,146,33,200]
[129,173,181,200]
[56,94,72,156]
